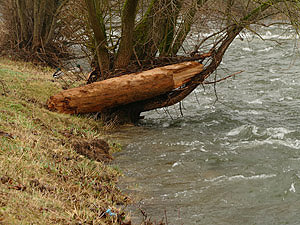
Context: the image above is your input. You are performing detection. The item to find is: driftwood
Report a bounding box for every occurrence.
[47,61,203,114]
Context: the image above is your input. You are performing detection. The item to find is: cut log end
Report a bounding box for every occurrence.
[47,95,77,114]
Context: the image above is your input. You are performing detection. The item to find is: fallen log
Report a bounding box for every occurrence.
[47,61,203,114]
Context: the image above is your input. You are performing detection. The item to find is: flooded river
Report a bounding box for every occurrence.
[113,25,300,224]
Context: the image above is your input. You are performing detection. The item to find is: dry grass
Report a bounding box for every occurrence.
[0,58,131,224]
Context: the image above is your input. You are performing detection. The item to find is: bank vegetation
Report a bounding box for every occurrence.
[0,58,133,224]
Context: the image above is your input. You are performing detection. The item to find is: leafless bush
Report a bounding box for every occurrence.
[0,0,91,68]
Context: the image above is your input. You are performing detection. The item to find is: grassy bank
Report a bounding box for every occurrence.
[0,58,130,224]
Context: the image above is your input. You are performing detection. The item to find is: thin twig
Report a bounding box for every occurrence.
[194,92,200,105]
[193,26,229,53]
[181,100,186,110]
[213,72,219,105]
[164,209,168,225]
[138,204,148,221]
[179,101,184,117]
[164,107,173,120]
[199,70,243,84]
[133,48,142,69]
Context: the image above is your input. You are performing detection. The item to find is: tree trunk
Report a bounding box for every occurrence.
[33,0,46,48]
[16,0,29,44]
[134,0,181,59]
[114,0,139,69]
[133,0,158,59]
[85,0,110,75]
[47,61,203,114]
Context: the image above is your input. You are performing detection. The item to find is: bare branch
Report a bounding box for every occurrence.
[202,70,243,84]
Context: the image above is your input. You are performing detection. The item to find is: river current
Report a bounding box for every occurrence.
[113,25,300,224]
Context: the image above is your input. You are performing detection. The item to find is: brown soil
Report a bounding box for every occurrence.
[72,139,113,162]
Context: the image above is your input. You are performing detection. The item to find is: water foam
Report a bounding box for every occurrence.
[205,174,276,183]
[248,99,263,104]
[266,127,294,139]
[227,125,259,137]
[258,47,273,52]
[227,174,277,181]
[289,183,296,193]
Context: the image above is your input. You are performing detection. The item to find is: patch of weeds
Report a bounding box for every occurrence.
[109,142,123,153]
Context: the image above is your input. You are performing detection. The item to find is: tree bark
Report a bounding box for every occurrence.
[47,61,203,114]
[85,0,110,75]
[114,0,139,69]
[133,0,158,59]
[16,0,29,44]
[33,0,46,48]
[134,0,182,59]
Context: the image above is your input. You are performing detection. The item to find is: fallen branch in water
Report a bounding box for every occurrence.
[201,71,243,85]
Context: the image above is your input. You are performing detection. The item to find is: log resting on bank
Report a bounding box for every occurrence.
[47,61,203,114]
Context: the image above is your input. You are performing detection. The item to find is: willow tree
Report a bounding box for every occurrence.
[62,0,300,123]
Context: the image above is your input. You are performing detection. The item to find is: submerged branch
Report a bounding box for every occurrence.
[202,71,243,84]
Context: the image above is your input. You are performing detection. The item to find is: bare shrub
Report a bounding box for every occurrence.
[0,0,90,68]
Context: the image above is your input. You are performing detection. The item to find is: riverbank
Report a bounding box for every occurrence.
[0,58,131,224]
